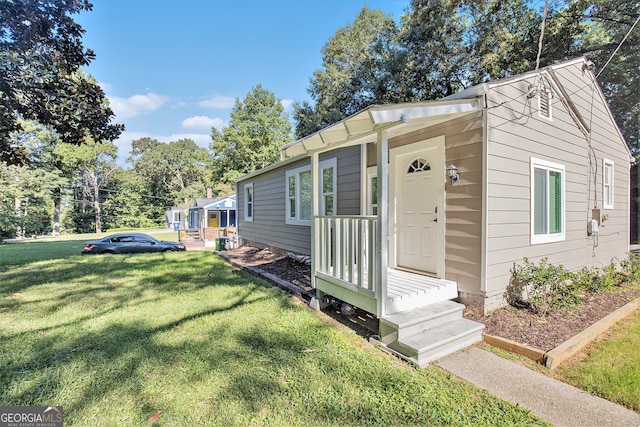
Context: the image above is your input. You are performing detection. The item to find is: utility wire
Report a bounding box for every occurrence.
[596,13,640,79]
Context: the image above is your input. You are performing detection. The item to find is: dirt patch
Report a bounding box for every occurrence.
[223,246,312,291]
[465,285,640,351]
[222,245,640,351]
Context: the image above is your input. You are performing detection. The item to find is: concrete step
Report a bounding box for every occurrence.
[391,318,485,367]
[379,300,465,344]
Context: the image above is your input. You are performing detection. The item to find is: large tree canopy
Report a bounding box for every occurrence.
[294,0,639,153]
[0,0,124,165]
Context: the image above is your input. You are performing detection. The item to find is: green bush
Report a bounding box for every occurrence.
[509,254,639,316]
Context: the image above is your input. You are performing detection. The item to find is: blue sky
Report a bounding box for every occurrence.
[76,1,410,164]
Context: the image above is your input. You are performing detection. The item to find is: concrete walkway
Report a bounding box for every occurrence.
[437,347,640,426]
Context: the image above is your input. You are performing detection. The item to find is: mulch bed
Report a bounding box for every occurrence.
[222,245,640,351]
[223,246,312,291]
[465,286,640,351]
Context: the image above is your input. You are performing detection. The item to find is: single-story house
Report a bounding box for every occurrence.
[165,206,188,230]
[187,192,237,231]
[235,57,631,365]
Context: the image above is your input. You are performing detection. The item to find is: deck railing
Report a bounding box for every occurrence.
[314,216,378,291]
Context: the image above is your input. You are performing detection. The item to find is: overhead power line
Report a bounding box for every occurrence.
[596,13,640,79]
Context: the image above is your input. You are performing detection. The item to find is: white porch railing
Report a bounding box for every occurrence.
[314,216,378,291]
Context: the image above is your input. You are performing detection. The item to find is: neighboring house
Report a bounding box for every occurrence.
[187,193,237,231]
[165,206,187,230]
[235,57,631,366]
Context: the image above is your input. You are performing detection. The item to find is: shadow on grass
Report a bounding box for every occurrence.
[0,249,545,426]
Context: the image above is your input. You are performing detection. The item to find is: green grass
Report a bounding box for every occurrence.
[0,240,546,426]
[555,310,640,411]
[0,229,180,266]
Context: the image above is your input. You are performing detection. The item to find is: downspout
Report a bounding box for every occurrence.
[481,94,489,297]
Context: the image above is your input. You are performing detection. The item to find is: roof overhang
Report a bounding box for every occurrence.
[280,98,481,158]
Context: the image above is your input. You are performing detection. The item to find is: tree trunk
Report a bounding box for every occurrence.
[52,187,61,236]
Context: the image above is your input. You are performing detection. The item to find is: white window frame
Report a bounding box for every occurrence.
[319,158,337,216]
[603,159,614,209]
[286,165,312,225]
[367,166,378,216]
[244,182,254,222]
[530,158,565,245]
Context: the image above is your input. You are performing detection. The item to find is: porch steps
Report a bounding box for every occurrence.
[385,270,458,314]
[379,301,484,367]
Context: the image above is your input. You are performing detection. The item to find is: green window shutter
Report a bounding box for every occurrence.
[534,168,547,235]
[549,170,562,234]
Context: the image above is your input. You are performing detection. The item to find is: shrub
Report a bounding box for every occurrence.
[508,254,637,316]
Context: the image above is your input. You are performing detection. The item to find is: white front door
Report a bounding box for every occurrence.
[391,137,444,276]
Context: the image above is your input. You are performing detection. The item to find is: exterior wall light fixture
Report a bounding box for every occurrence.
[447,164,459,185]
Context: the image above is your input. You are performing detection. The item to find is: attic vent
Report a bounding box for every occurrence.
[538,85,552,120]
[407,158,431,173]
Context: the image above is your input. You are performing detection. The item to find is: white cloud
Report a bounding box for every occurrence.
[98,81,113,92]
[199,95,236,109]
[181,116,226,131]
[108,92,169,119]
[281,99,293,111]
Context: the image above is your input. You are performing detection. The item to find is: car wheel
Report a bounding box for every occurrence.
[163,248,174,253]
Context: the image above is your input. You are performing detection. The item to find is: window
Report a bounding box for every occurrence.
[603,159,614,209]
[531,158,565,244]
[367,166,378,215]
[244,183,254,222]
[286,165,312,225]
[407,157,431,173]
[286,159,336,225]
[320,158,337,216]
[538,83,553,120]
[173,211,181,222]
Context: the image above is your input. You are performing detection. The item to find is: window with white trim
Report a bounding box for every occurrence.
[603,159,614,209]
[286,165,312,225]
[367,166,378,215]
[286,159,336,225]
[320,158,337,216]
[244,183,254,222]
[531,158,565,244]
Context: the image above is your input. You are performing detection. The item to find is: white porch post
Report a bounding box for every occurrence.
[375,131,389,317]
[311,151,319,290]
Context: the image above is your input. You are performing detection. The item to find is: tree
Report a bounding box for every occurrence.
[293,7,399,138]
[54,139,118,233]
[0,0,124,165]
[128,137,210,219]
[210,85,292,192]
[295,0,639,155]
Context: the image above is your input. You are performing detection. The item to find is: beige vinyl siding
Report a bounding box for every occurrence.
[237,158,312,255]
[386,112,484,296]
[484,63,630,298]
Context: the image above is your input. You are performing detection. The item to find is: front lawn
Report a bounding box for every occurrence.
[554,310,640,411]
[0,245,545,426]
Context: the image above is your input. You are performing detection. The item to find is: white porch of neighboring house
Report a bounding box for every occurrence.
[281,100,485,366]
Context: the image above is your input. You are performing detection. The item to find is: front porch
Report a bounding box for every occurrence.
[313,215,457,316]
[293,102,486,365]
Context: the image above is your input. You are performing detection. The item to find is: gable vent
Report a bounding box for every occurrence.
[538,85,552,120]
